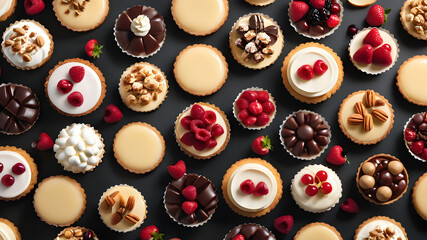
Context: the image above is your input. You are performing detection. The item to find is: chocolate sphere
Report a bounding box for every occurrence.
[362,162,376,176]
[379,171,393,186]
[296,125,314,141]
[376,186,392,202]
[359,175,375,189]
[388,161,404,176]
[413,113,424,126]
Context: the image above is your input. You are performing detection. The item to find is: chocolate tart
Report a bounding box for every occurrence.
[114,6,166,58]
[224,223,275,240]
[403,112,427,162]
[0,83,39,135]
[164,174,218,227]
[356,154,408,205]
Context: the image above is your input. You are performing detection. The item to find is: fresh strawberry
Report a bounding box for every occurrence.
[313,60,328,75]
[310,0,325,9]
[410,141,424,155]
[238,109,250,121]
[290,1,309,22]
[168,160,186,179]
[69,66,85,83]
[24,0,45,15]
[262,101,275,114]
[232,234,245,240]
[341,198,359,213]
[182,186,197,201]
[274,215,294,234]
[241,90,257,102]
[182,201,198,215]
[252,136,272,155]
[297,64,314,80]
[256,91,270,103]
[67,92,84,107]
[139,225,164,240]
[372,44,392,66]
[103,104,123,123]
[85,39,103,58]
[326,145,349,165]
[242,115,257,126]
[254,182,269,196]
[353,44,373,64]
[366,5,391,27]
[326,14,340,28]
[32,133,54,151]
[363,28,383,47]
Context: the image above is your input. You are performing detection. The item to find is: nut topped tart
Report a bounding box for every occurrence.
[294,222,343,240]
[403,112,427,162]
[349,28,399,75]
[224,223,276,240]
[356,154,408,205]
[175,103,230,159]
[338,90,394,145]
[0,218,21,240]
[45,58,106,117]
[52,0,109,32]
[282,42,343,104]
[397,56,427,106]
[55,227,98,240]
[229,13,284,69]
[412,172,427,221]
[291,164,342,213]
[98,185,147,233]
[1,20,53,70]
[0,0,16,22]
[0,83,40,135]
[114,5,166,58]
[164,174,218,227]
[354,216,408,240]
[400,0,427,40]
[222,158,283,217]
[119,62,168,112]
[245,0,275,6]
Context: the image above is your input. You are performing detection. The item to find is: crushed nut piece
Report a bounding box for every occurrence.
[244,30,256,41]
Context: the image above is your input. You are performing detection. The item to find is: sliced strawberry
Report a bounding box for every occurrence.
[363,28,383,47]
[290,1,309,22]
[353,44,373,64]
[372,44,392,66]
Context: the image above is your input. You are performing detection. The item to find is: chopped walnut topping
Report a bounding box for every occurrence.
[244,30,256,41]
[261,46,274,55]
[407,0,427,34]
[254,52,265,63]
[237,23,249,33]
[245,41,258,54]
[363,225,400,240]
[256,32,271,45]
[62,0,88,15]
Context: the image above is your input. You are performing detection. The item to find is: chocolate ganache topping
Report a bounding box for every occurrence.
[0,84,39,134]
[224,224,276,240]
[234,14,279,63]
[115,6,166,56]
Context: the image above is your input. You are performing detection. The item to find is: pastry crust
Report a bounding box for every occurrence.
[45,58,106,117]
[0,146,38,201]
[222,158,282,217]
[396,55,427,106]
[353,216,408,240]
[281,42,344,104]
[412,172,427,221]
[400,0,427,41]
[0,0,16,22]
[294,222,343,240]
[245,0,275,6]
[0,218,21,240]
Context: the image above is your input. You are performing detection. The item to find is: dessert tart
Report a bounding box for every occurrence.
[223,223,276,240]
[45,58,106,117]
[245,0,275,6]
[294,222,343,240]
[412,172,427,221]
[0,218,21,240]
[53,123,104,173]
[396,56,427,106]
[229,13,284,69]
[282,42,343,104]
[174,44,228,96]
[52,0,109,32]
[113,122,165,174]
[164,174,218,227]
[403,112,427,162]
[33,176,86,227]
[175,103,230,160]
[356,154,408,205]
[0,0,16,22]
[0,146,38,201]
[279,110,331,160]
[222,158,282,217]
[114,5,166,58]
[171,0,229,36]
[55,227,98,240]
[291,164,342,213]
[119,62,168,112]
[0,83,40,135]
[349,27,399,75]
[1,20,53,70]
[400,0,427,40]
[98,184,147,233]
[338,90,394,145]
[348,0,376,7]
[354,216,408,240]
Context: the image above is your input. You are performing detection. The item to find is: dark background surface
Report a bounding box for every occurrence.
[0,0,426,239]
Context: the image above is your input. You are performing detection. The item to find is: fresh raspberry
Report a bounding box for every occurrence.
[195,129,211,142]
[256,112,270,126]
[274,215,294,234]
[242,115,257,126]
[190,119,205,133]
[168,160,186,179]
[256,91,270,103]
[193,140,207,151]
[210,124,224,138]
[313,60,328,75]
[326,14,340,28]
[341,198,359,214]
[69,66,85,83]
[248,102,263,115]
[290,1,309,22]
[67,92,84,107]
[57,79,73,94]
[235,98,249,111]
[372,44,393,66]
[238,109,250,121]
[239,179,255,194]
[353,44,373,64]
[240,90,257,102]
[24,0,45,15]
[254,182,269,196]
[180,132,195,146]
[103,104,123,123]
[201,110,216,125]
[182,186,197,201]
[363,28,384,48]
[182,201,198,215]
[190,104,205,119]
[297,64,314,81]
[310,0,325,9]
[32,132,54,151]
[179,116,192,130]
[206,138,217,148]
[262,101,275,114]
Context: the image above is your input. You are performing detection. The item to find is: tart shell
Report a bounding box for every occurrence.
[353,216,408,240]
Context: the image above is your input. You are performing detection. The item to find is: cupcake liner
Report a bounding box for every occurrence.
[348,27,400,75]
[279,110,331,161]
[288,0,344,40]
[163,174,217,228]
[232,87,277,130]
[98,184,147,233]
[223,223,276,240]
[403,113,427,163]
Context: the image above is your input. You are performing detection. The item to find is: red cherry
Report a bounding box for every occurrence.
[256,91,270,103]
[404,128,416,142]
[315,170,328,183]
[240,179,255,194]
[190,104,205,119]
[67,92,84,107]
[242,115,257,126]
[305,185,318,196]
[241,90,257,102]
[238,109,249,121]
[12,163,26,175]
[301,174,313,185]
[0,162,3,173]
[57,79,73,94]
[1,174,15,187]
[410,141,424,155]
[262,101,275,114]
[236,98,249,111]
[248,102,263,115]
[321,182,333,194]
[327,14,340,28]
[330,3,341,15]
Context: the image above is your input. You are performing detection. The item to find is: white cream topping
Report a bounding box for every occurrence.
[0,151,31,199]
[0,0,12,18]
[291,164,342,213]
[131,15,151,37]
[54,123,103,173]
[2,21,52,68]
[227,163,277,212]
[0,222,16,240]
[355,220,406,240]
[47,62,102,115]
[287,47,338,97]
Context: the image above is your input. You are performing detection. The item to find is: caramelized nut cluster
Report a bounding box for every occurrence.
[406,0,427,36]
[104,190,139,225]
[58,227,96,240]
[61,0,90,16]
[2,25,45,63]
[363,226,402,240]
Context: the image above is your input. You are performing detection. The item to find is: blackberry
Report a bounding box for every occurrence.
[320,8,330,21]
[306,9,322,26]
[324,0,332,9]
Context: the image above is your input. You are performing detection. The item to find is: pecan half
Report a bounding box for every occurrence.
[117,207,126,215]
[354,102,366,116]
[126,195,135,211]
[118,194,126,208]
[348,114,364,125]
[372,109,388,122]
[124,213,140,225]
[105,196,115,208]
[109,191,120,198]
[363,90,375,108]
[111,212,122,225]
[363,114,374,132]
[374,99,385,106]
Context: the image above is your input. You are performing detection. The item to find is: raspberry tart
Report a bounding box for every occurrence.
[223,223,276,240]
[403,112,427,162]
[233,88,276,130]
[175,102,230,159]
